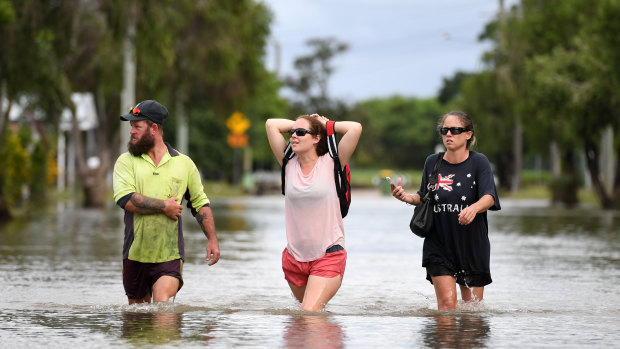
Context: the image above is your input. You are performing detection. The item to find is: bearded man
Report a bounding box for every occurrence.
[113,100,220,304]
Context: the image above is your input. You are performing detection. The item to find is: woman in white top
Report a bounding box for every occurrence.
[266,114,362,312]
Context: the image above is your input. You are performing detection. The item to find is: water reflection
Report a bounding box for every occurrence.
[422,315,490,349]
[283,314,345,349]
[121,311,182,345]
[1,196,619,348]
[494,203,620,238]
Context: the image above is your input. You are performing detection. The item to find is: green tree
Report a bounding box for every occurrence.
[0,0,284,215]
[347,96,443,168]
[463,0,614,206]
[437,71,472,105]
[0,0,73,217]
[457,71,515,190]
[284,37,349,117]
[522,0,620,208]
[0,131,31,207]
[126,0,280,178]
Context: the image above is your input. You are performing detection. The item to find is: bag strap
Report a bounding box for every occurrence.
[422,152,444,202]
[326,121,347,197]
[281,142,295,195]
[326,121,338,159]
[430,152,444,186]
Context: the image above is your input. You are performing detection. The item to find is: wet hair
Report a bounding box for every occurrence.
[297,115,328,156]
[437,110,476,149]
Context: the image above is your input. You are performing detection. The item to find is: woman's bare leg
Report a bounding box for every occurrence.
[459,284,484,303]
[431,275,458,310]
[288,282,306,303]
[294,275,342,312]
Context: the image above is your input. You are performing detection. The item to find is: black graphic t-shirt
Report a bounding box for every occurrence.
[417,151,500,286]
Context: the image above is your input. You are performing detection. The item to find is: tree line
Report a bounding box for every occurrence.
[454,0,620,209]
[1,0,619,221]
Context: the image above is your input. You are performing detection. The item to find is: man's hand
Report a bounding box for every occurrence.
[205,239,220,266]
[195,206,219,265]
[127,193,181,219]
[163,197,183,220]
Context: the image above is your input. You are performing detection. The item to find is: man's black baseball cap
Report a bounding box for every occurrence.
[120,100,168,124]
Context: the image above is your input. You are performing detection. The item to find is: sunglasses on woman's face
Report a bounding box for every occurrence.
[289,128,314,137]
[440,127,469,135]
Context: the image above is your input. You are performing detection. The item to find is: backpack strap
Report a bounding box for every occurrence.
[281,142,295,195]
[326,121,338,160]
[326,121,350,218]
[326,121,344,190]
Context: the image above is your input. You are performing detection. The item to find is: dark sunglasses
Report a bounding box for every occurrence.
[289,128,314,137]
[440,127,469,135]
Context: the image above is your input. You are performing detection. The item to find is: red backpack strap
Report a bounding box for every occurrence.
[326,120,336,136]
[326,121,338,159]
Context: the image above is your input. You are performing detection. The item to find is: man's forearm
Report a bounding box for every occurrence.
[195,206,217,240]
[126,193,165,214]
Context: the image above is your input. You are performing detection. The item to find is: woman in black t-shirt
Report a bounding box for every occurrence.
[390,111,501,310]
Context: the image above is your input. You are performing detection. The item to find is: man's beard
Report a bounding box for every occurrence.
[127,131,155,156]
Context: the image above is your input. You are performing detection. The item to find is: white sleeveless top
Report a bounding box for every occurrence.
[284,154,345,262]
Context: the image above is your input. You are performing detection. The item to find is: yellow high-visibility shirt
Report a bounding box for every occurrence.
[113,143,209,263]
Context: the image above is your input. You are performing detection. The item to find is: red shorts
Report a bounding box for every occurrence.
[282,247,347,287]
[122,259,183,299]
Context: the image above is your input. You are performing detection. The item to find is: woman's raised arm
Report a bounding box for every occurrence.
[265,118,295,166]
[333,121,362,167]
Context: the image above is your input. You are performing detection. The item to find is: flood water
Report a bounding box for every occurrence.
[1,191,619,348]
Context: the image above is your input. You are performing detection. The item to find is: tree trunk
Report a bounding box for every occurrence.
[613,135,620,209]
[584,139,613,209]
[81,168,108,207]
[550,142,561,177]
[496,152,513,190]
[0,90,11,220]
[68,100,109,208]
[0,187,10,222]
[76,86,114,209]
[0,81,7,146]
[511,115,522,193]
[550,149,579,207]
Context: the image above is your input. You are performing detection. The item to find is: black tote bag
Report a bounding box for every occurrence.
[410,152,444,238]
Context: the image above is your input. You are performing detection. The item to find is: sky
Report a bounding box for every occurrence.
[262,0,518,102]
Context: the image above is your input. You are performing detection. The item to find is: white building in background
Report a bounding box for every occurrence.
[4,93,99,193]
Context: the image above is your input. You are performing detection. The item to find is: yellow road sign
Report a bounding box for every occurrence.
[226,111,251,135]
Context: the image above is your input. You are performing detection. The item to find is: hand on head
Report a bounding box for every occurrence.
[311,113,329,125]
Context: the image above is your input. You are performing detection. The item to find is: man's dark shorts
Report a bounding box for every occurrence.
[122,259,184,299]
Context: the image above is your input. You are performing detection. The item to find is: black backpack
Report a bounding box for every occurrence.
[281,120,351,218]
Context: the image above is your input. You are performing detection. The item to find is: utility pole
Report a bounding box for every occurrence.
[120,1,137,154]
[175,90,188,154]
[498,0,522,193]
[273,39,281,77]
